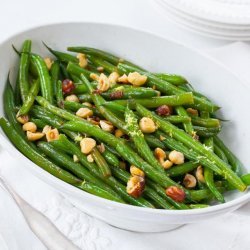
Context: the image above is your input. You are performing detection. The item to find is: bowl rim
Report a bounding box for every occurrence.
[0,21,249,216]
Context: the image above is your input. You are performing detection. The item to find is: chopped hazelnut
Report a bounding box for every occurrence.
[139,117,156,133]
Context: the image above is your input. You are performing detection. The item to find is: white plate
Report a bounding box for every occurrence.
[162,0,250,25]
[0,23,250,232]
[154,0,250,40]
[157,0,250,31]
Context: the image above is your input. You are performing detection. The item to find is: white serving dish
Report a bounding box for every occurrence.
[0,22,250,232]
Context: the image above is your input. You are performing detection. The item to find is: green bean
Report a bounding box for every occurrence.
[19,40,31,102]
[92,148,111,178]
[87,54,116,73]
[66,61,93,80]
[194,126,221,137]
[60,63,70,79]
[102,147,120,167]
[14,74,22,106]
[101,86,160,100]
[37,141,123,203]
[75,181,124,202]
[77,94,93,103]
[3,80,37,150]
[154,73,187,85]
[214,144,228,163]
[175,106,194,135]
[67,46,140,68]
[191,116,220,128]
[202,130,225,202]
[73,84,88,94]
[50,60,60,98]
[190,187,225,202]
[144,134,166,149]
[30,118,47,129]
[214,136,243,175]
[31,54,53,103]
[118,63,219,113]
[0,118,80,185]
[101,101,126,114]
[43,43,78,63]
[109,92,194,108]
[125,106,165,173]
[56,80,64,108]
[18,79,40,116]
[165,162,199,177]
[136,104,246,191]
[241,173,250,185]
[164,115,191,124]
[50,134,153,207]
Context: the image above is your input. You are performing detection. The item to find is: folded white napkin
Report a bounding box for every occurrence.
[0,42,250,250]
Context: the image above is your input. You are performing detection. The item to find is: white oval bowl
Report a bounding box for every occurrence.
[0,22,249,232]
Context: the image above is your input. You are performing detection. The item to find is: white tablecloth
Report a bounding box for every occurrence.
[0,1,250,249]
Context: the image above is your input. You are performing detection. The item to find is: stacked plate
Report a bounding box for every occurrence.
[153,0,250,40]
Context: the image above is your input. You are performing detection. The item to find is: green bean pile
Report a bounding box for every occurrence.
[1,40,250,210]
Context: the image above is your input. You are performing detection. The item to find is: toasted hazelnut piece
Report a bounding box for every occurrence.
[118,74,128,83]
[169,150,185,165]
[46,128,59,142]
[87,154,94,163]
[108,72,120,86]
[183,174,197,188]
[119,161,126,170]
[97,73,110,92]
[126,176,145,198]
[65,94,79,103]
[87,117,100,125]
[73,155,79,163]
[77,53,88,68]
[162,160,173,170]
[154,148,173,169]
[192,131,199,141]
[42,125,52,134]
[82,102,93,108]
[76,107,93,118]
[156,105,173,116]
[44,57,54,70]
[90,73,100,81]
[100,120,114,132]
[27,131,44,141]
[186,108,198,116]
[159,135,166,141]
[166,186,186,202]
[22,122,37,133]
[16,114,29,124]
[130,165,145,178]
[196,166,205,183]
[80,138,96,154]
[97,66,104,72]
[139,117,156,133]
[127,72,147,86]
[154,147,166,163]
[115,129,124,138]
[97,143,105,153]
